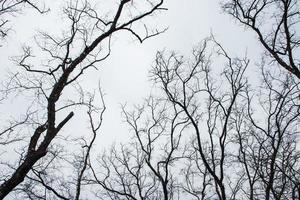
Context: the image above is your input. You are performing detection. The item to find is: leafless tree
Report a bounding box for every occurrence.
[222,1,300,198]
[0,1,299,199]
[11,86,106,199]
[223,0,300,79]
[232,67,300,200]
[101,37,298,200]
[89,96,188,199]
[151,38,249,200]
[0,0,165,198]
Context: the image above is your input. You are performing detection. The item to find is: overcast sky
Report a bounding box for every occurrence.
[0,0,262,149]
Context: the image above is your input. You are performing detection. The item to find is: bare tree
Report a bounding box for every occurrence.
[151,39,299,199]
[99,37,299,200]
[232,67,300,200]
[89,96,188,199]
[12,85,106,199]
[222,1,300,198]
[223,0,300,79]
[0,1,299,199]
[152,38,249,200]
[0,0,165,198]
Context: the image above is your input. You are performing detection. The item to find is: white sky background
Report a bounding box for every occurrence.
[0,0,262,150]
